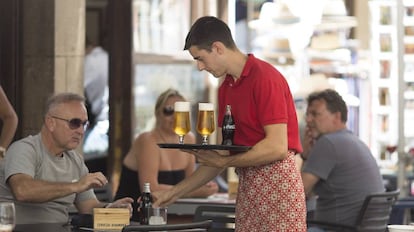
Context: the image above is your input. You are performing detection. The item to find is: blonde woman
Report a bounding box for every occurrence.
[114,88,218,222]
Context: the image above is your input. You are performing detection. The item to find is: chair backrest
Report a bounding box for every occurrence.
[121,220,212,232]
[193,205,236,232]
[355,189,400,232]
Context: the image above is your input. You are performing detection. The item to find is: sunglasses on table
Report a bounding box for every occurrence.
[51,116,89,130]
[163,106,175,116]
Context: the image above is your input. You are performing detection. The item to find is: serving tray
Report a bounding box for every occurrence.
[158,143,251,152]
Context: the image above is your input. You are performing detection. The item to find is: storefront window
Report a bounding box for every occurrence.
[132,0,213,136]
[133,0,191,54]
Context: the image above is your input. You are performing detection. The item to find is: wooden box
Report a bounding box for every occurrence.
[93,208,130,230]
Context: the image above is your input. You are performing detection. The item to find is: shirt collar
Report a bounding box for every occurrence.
[224,54,254,86]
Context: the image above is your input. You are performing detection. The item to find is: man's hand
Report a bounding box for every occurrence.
[76,172,108,193]
[302,125,318,160]
[106,197,134,216]
[200,181,219,195]
[183,149,230,168]
[151,189,179,208]
[186,181,219,198]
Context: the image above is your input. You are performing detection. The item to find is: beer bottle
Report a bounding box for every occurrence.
[222,105,235,145]
[139,182,153,225]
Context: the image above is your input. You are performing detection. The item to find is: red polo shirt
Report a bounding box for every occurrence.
[218,54,302,153]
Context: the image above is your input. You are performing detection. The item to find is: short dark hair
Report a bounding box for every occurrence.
[184,16,237,51]
[307,89,348,123]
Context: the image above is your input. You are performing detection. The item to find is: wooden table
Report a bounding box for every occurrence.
[14,222,141,232]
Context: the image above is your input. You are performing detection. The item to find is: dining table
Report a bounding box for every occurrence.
[13,222,142,232]
[13,223,92,232]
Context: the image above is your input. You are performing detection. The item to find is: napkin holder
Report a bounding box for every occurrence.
[93,208,130,230]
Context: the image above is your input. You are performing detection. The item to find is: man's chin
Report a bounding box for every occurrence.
[67,143,80,150]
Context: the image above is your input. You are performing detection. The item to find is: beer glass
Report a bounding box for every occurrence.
[0,202,15,232]
[174,101,191,144]
[197,103,215,145]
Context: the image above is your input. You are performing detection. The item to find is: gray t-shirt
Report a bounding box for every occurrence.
[303,129,384,225]
[0,133,96,224]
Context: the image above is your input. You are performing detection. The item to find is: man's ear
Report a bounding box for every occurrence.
[211,41,225,54]
[334,111,342,122]
[44,115,55,131]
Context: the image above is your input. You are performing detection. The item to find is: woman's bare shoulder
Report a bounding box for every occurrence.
[131,131,157,148]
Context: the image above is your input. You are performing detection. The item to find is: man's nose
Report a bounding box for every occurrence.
[197,61,205,71]
[305,113,312,122]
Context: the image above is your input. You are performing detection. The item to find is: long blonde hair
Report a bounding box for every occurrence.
[154,88,185,116]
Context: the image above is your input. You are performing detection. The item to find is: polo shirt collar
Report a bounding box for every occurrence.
[224,54,254,86]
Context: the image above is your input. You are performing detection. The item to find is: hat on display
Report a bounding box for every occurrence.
[315,0,357,30]
[249,2,300,30]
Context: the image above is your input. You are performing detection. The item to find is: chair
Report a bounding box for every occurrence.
[121,220,212,232]
[193,205,236,232]
[307,189,400,232]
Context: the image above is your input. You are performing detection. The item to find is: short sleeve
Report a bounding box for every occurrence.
[302,136,337,180]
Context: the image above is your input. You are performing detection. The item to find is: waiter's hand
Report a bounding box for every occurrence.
[182,149,230,168]
[151,189,179,208]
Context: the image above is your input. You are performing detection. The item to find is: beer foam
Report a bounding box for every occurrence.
[199,103,214,111]
[174,101,190,112]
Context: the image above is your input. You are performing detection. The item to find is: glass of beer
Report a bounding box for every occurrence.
[0,202,15,232]
[197,103,215,145]
[174,101,191,144]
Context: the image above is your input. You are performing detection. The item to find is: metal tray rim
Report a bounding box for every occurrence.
[157,143,251,152]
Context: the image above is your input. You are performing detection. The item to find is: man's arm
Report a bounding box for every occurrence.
[232,124,288,166]
[76,197,134,214]
[192,124,288,169]
[301,172,320,197]
[8,172,108,203]
[152,166,223,207]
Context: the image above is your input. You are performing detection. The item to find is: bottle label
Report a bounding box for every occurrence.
[223,124,235,130]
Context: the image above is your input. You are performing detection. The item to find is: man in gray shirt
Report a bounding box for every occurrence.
[300,89,384,230]
[0,93,133,224]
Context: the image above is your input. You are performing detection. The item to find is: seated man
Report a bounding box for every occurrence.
[300,89,384,230]
[0,92,133,224]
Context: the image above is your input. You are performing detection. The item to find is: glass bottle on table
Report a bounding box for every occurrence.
[173,101,191,144]
[222,105,235,146]
[197,103,215,145]
[139,183,153,225]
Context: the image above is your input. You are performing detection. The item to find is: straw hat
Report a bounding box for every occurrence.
[248,2,300,30]
[315,0,357,30]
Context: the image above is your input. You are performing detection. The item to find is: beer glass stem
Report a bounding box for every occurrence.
[201,135,208,145]
[178,135,185,144]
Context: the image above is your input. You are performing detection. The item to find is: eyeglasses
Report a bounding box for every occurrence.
[163,106,175,116]
[51,116,89,130]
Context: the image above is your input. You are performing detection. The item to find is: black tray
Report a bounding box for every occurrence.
[158,143,251,152]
